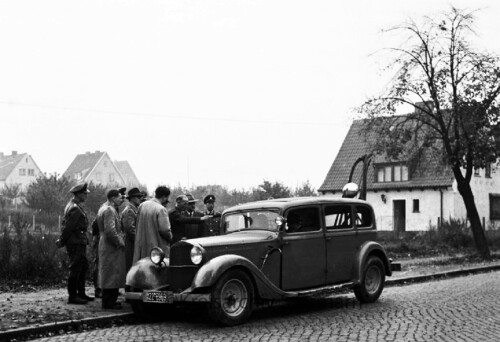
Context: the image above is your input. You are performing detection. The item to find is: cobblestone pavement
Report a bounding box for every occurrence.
[28,271,500,342]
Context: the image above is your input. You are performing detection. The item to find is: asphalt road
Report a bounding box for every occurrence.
[30,271,500,342]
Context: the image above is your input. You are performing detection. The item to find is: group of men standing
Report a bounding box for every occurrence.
[57,183,221,309]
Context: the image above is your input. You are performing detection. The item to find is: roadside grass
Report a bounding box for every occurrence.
[378,218,500,259]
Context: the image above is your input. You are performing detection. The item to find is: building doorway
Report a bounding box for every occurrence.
[393,200,406,232]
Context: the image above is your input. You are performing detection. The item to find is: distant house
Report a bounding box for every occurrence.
[114,161,141,188]
[318,114,500,232]
[63,151,141,188]
[0,151,43,191]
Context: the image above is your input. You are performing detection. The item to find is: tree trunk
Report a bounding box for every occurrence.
[454,171,491,259]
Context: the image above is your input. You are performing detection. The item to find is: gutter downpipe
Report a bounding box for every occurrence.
[440,188,443,228]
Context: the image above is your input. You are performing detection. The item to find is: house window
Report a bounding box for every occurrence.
[109,173,115,182]
[376,164,409,183]
[490,194,500,220]
[474,168,480,176]
[19,168,26,176]
[413,199,420,213]
[104,161,108,167]
[96,172,102,182]
[486,163,491,178]
[28,169,35,176]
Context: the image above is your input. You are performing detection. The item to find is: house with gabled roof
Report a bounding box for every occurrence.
[0,151,43,190]
[319,117,500,231]
[114,161,141,188]
[63,151,138,188]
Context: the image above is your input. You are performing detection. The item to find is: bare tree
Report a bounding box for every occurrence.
[0,183,24,208]
[359,7,500,258]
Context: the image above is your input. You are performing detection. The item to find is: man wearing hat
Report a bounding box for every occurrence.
[120,187,143,272]
[96,188,126,309]
[57,182,93,305]
[169,194,212,244]
[182,194,204,239]
[199,194,222,237]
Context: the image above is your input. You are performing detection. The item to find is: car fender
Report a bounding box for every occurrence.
[125,257,170,290]
[188,254,292,300]
[354,241,392,282]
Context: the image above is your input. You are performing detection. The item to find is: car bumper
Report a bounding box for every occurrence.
[125,290,211,303]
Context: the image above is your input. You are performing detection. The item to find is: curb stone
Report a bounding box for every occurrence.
[1,264,500,341]
[0,313,134,341]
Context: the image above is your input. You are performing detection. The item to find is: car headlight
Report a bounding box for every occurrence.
[150,247,165,266]
[190,246,204,265]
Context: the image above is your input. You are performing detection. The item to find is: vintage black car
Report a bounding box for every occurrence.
[125,192,400,326]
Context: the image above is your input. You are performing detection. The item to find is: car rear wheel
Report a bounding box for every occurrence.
[354,256,385,303]
[208,269,254,326]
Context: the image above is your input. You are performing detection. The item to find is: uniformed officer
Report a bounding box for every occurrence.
[183,194,204,238]
[199,194,222,237]
[57,182,93,305]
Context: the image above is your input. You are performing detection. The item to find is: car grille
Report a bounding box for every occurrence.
[170,243,192,265]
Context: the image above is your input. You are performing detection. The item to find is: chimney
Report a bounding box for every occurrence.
[12,150,17,156]
[414,101,434,115]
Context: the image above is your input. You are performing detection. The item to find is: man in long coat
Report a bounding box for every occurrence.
[120,187,143,272]
[57,182,93,305]
[96,189,125,309]
[133,186,172,263]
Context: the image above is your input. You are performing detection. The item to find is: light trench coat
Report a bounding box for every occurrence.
[97,201,126,289]
[133,198,172,264]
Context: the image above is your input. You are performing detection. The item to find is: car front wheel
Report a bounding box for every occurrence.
[354,256,385,303]
[208,269,254,326]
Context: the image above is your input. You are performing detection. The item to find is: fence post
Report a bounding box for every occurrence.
[33,215,35,231]
[8,215,11,228]
[483,217,486,230]
[437,217,441,229]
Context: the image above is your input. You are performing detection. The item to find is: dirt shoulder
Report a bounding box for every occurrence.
[1,253,500,333]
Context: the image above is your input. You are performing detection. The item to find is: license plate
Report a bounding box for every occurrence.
[143,291,174,303]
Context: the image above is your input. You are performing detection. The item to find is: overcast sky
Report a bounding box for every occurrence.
[1,0,499,192]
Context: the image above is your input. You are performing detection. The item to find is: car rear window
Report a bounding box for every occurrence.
[325,205,352,229]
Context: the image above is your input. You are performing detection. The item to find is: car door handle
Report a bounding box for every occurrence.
[326,237,332,241]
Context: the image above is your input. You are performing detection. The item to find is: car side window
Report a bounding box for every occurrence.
[286,207,320,233]
[325,205,352,229]
[355,205,373,228]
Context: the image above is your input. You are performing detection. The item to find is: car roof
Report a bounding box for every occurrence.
[223,196,372,213]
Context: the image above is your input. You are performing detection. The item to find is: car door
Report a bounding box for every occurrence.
[281,206,326,291]
[324,204,357,284]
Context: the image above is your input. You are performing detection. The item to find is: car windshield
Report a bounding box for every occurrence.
[223,210,280,233]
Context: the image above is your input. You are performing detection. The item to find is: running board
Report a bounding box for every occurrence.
[294,282,354,297]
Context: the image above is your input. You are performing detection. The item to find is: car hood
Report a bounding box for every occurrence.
[188,230,278,248]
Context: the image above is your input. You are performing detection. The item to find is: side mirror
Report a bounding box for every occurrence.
[342,182,359,198]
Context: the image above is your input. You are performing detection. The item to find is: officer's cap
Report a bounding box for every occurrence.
[176,194,189,203]
[118,187,127,196]
[204,194,216,204]
[70,182,89,194]
[185,193,198,203]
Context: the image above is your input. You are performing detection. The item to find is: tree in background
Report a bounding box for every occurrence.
[294,180,317,197]
[24,175,74,214]
[253,180,292,200]
[0,183,24,208]
[359,7,500,258]
[85,182,107,216]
